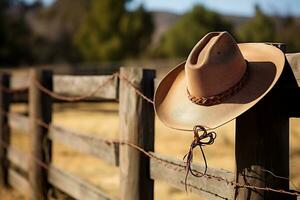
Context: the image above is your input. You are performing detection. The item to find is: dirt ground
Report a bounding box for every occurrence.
[2,102,300,200]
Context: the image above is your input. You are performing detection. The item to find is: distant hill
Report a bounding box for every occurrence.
[150,11,180,47]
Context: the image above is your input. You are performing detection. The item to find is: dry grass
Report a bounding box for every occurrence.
[2,102,300,199]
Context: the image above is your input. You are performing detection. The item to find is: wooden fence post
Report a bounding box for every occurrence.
[119,67,155,200]
[29,69,53,200]
[235,44,296,200]
[0,73,10,186]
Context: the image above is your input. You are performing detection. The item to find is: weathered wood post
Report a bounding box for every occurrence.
[119,67,155,200]
[0,73,10,186]
[29,69,53,200]
[235,44,298,200]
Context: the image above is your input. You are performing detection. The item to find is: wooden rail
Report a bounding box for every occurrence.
[7,146,113,200]
[0,53,300,200]
[8,169,31,195]
[48,125,119,166]
[10,71,118,100]
[150,152,235,199]
[49,166,113,200]
[8,113,119,165]
[8,147,29,172]
[8,112,29,133]
[53,75,118,100]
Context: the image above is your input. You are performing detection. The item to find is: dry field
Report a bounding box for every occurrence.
[1,102,300,200]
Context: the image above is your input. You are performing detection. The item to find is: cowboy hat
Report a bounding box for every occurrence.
[154,31,285,131]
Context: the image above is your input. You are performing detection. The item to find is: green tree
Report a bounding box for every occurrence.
[156,5,233,58]
[74,0,153,61]
[277,15,300,52]
[238,5,276,42]
[0,0,35,66]
[31,0,90,63]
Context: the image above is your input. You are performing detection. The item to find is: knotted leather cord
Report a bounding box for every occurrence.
[187,61,249,106]
[183,125,216,192]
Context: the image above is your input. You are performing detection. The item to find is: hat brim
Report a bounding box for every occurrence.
[154,43,285,131]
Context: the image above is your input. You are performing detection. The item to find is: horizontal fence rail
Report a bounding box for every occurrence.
[7,145,113,200]
[150,152,235,200]
[8,168,31,195]
[8,112,29,133]
[8,112,119,166]
[8,147,28,172]
[9,71,119,101]
[48,125,119,166]
[49,166,113,200]
[53,75,118,100]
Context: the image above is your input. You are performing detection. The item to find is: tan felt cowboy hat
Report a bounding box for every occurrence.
[154,31,285,131]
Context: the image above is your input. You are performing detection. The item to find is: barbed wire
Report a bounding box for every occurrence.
[0,74,300,198]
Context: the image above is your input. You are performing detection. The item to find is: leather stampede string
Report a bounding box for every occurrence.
[183,125,216,192]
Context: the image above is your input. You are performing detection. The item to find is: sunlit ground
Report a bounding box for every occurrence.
[2,102,300,200]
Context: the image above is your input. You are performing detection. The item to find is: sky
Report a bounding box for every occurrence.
[25,0,300,17]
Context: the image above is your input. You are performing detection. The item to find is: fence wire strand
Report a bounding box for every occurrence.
[0,72,300,198]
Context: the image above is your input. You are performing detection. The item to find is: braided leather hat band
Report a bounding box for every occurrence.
[187,62,249,106]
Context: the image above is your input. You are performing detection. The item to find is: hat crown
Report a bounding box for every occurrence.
[186,32,247,97]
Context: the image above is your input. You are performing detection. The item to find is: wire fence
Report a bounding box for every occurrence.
[0,72,299,198]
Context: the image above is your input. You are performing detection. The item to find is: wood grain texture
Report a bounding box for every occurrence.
[235,72,293,200]
[6,146,113,200]
[48,125,119,166]
[53,75,118,100]
[235,44,296,200]
[29,69,53,200]
[150,152,235,200]
[48,165,112,200]
[8,169,31,195]
[7,147,29,172]
[0,73,10,186]
[119,67,155,200]
[8,115,119,166]
[8,112,29,133]
[10,70,30,89]
[286,53,300,87]
[278,55,300,118]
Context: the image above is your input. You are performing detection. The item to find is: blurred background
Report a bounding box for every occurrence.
[1,0,300,67]
[1,0,300,200]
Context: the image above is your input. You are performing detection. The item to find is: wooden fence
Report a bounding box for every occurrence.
[0,52,300,200]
